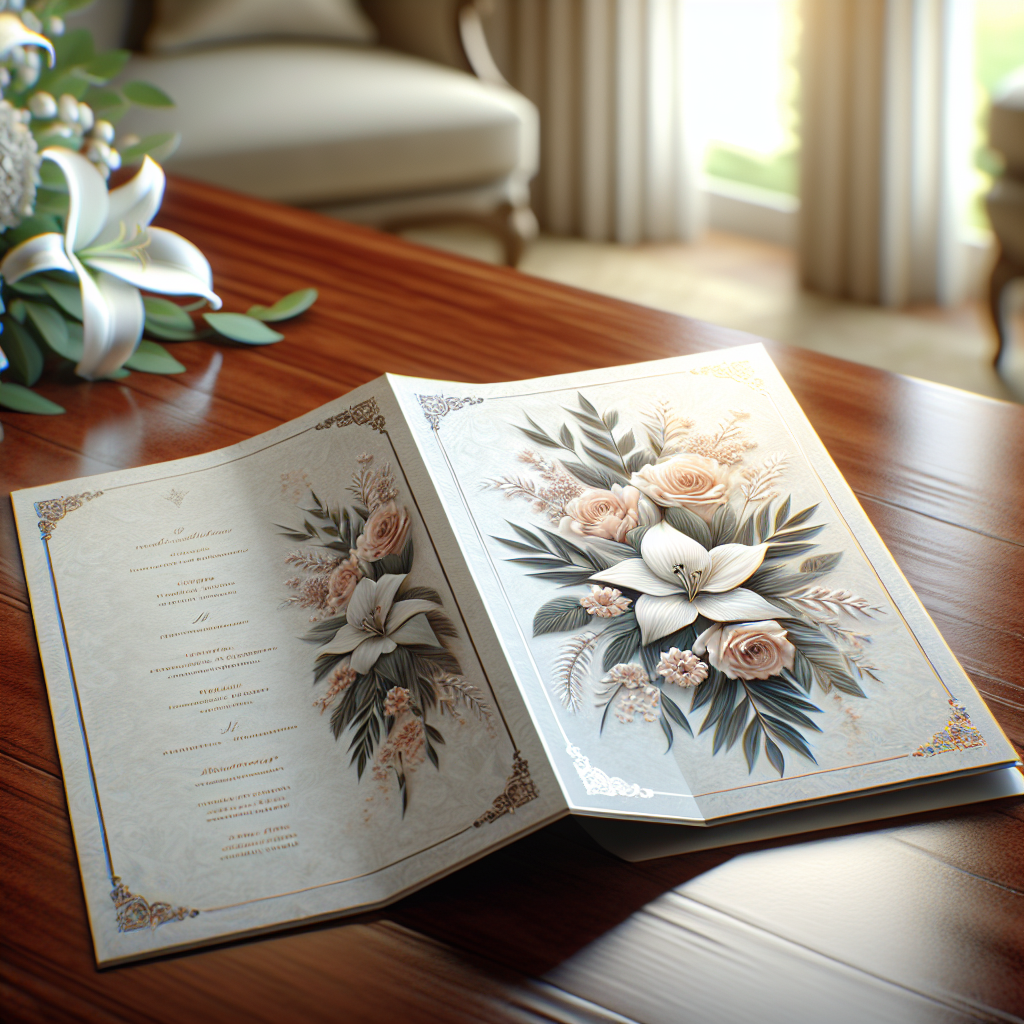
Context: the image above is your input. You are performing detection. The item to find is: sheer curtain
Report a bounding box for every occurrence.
[489,0,704,243]
[799,0,976,306]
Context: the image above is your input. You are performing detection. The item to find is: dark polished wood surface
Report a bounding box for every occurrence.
[2,177,1022,1024]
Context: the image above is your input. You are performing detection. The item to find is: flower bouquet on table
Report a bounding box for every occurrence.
[0,1,316,416]
[488,395,886,777]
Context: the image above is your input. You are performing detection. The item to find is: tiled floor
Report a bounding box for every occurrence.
[401,226,1024,404]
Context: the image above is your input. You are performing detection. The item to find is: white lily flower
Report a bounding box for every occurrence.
[317,574,440,675]
[0,149,221,379]
[590,521,782,645]
[0,12,54,64]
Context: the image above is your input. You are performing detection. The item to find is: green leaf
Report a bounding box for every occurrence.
[1,317,44,385]
[121,80,174,107]
[0,381,64,414]
[52,28,95,70]
[22,301,75,359]
[84,86,124,111]
[663,506,712,549]
[3,213,63,246]
[119,131,180,164]
[203,313,284,344]
[533,595,591,636]
[38,276,83,320]
[246,287,318,322]
[800,552,843,574]
[144,297,194,332]
[123,340,185,374]
[83,50,131,83]
[661,692,692,736]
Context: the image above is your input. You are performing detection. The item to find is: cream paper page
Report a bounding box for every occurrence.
[390,346,1016,825]
[13,379,562,965]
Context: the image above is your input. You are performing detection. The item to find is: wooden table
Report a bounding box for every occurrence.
[3,178,1023,1024]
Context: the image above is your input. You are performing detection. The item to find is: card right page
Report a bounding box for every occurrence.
[391,346,1017,824]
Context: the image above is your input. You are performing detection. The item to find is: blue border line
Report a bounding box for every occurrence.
[41,533,115,883]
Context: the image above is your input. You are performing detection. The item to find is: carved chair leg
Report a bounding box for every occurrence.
[489,202,539,268]
[988,249,1021,368]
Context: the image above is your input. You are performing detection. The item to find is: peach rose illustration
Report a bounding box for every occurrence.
[694,620,796,681]
[327,553,362,613]
[560,484,641,543]
[355,501,410,561]
[631,454,730,521]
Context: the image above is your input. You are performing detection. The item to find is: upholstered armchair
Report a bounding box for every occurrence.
[96,0,538,265]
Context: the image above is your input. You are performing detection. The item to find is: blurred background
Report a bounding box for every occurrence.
[78,0,1024,400]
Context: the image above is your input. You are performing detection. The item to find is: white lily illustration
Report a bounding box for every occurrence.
[0,148,221,379]
[590,521,782,645]
[317,574,441,675]
[0,12,55,63]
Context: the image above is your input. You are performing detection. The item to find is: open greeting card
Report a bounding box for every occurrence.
[13,345,1019,965]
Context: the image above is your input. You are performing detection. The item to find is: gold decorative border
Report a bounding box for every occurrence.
[417,394,484,431]
[315,397,386,434]
[473,751,538,826]
[690,359,768,395]
[35,491,103,541]
[912,698,986,757]
[110,876,198,932]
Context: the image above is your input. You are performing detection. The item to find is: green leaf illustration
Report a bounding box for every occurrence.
[1,318,44,385]
[533,595,591,636]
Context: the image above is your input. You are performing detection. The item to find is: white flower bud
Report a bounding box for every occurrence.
[106,148,121,170]
[0,69,9,87]
[92,119,114,144]
[77,102,93,131]
[86,139,111,164]
[120,133,140,148]
[9,0,26,11]
[48,16,65,36]
[28,91,57,119]
[21,8,41,31]
[58,93,78,123]
[10,45,26,66]
[15,64,39,88]
[25,49,40,70]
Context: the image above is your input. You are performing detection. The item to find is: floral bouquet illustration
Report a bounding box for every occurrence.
[487,393,884,777]
[278,454,493,813]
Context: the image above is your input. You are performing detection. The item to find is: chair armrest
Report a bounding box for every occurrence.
[359,0,508,84]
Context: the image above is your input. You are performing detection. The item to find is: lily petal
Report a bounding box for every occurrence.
[85,227,222,308]
[317,621,373,659]
[345,578,379,630]
[384,598,440,633]
[640,522,711,585]
[43,148,109,251]
[0,232,74,283]
[84,269,144,379]
[692,623,721,657]
[94,156,165,246]
[350,635,397,674]
[590,557,680,597]
[705,543,769,592]
[389,613,439,649]
[635,593,698,645]
[0,13,55,65]
[692,588,782,623]
[369,574,407,628]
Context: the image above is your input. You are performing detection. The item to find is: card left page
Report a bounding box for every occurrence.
[12,379,562,965]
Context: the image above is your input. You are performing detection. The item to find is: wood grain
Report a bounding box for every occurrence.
[2,175,1022,1024]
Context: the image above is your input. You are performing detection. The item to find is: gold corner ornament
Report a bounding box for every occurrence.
[912,698,986,758]
[34,491,103,541]
[315,397,386,434]
[416,393,484,431]
[690,360,768,395]
[474,751,539,826]
[110,877,199,933]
